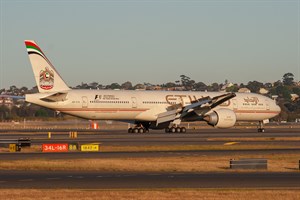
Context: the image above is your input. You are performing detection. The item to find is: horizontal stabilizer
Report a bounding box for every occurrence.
[40,92,68,102]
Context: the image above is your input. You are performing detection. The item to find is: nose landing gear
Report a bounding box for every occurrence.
[257,121,265,132]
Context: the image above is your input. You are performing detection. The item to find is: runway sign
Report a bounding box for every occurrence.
[230,158,267,169]
[9,144,21,152]
[69,143,78,151]
[9,144,16,152]
[42,143,69,152]
[80,144,99,152]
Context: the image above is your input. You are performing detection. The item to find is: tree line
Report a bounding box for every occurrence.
[0,73,299,121]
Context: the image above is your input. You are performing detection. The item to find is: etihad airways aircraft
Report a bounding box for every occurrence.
[24,40,281,133]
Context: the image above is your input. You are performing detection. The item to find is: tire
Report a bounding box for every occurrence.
[181,127,186,133]
[176,127,181,133]
[128,128,132,133]
[138,128,144,133]
[170,127,176,133]
[133,128,139,133]
[165,128,170,133]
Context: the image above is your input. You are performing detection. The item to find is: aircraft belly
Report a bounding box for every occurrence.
[62,110,140,120]
[236,112,274,121]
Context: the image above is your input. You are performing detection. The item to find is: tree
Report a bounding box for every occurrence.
[283,73,294,86]
[276,85,292,100]
[89,82,99,89]
[121,81,133,90]
[134,84,145,90]
[180,75,195,90]
[226,84,239,92]
[108,83,121,90]
[207,83,220,91]
[247,81,264,93]
[165,82,176,88]
[194,82,207,91]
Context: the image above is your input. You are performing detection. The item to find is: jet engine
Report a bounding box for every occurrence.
[204,108,236,128]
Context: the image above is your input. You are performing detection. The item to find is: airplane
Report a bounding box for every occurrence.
[24,40,281,133]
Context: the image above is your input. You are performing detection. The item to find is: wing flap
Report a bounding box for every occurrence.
[156,109,178,126]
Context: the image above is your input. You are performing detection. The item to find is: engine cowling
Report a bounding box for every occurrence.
[204,108,236,128]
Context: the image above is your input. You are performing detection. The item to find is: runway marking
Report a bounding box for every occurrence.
[224,142,239,146]
[97,176,103,178]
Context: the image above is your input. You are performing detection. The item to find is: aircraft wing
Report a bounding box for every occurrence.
[156,93,236,125]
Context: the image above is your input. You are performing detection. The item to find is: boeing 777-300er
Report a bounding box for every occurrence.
[24,40,281,133]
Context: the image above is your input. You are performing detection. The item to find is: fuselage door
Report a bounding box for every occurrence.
[82,96,88,108]
[131,97,137,108]
[265,99,270,110]
[232,99,238,110]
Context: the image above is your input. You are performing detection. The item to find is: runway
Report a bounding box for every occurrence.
[0,171,299,189]
[0,128,300,189]
[1,148,300,160]
[1,128,300,147]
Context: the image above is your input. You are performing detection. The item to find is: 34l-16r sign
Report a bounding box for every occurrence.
[42,143,69,152]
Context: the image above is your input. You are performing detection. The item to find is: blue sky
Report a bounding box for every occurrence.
[0,0,299,89]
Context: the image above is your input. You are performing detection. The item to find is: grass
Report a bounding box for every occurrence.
[0,153,299,172]
[1,143,296,154]
[0,189,300,200]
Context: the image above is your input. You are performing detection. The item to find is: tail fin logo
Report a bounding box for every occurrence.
[39,67,54,90]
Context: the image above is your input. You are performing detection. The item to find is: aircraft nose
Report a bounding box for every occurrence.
[274,104,281,115]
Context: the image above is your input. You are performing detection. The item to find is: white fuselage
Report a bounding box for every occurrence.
[26,90,281,122]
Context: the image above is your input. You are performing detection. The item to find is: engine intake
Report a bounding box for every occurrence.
[204,108,236,128]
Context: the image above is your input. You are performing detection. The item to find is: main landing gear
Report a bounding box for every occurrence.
[165,126,186,133]
[128,123,149,133]
[257,121,265,133]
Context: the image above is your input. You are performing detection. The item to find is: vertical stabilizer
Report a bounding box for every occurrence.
[25,40,70,93]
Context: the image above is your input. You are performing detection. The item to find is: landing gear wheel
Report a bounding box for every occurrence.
[257,121,265,133]
[176,127,181,133]
[128,128,133,133]
[165,128,169,133]
[133,128,139,133]
[170,127,176,133]
[180,127,186,133]
[138,128,145,133]
[258,128,265,133]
